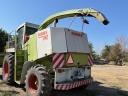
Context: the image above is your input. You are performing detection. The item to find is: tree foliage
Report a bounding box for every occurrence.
[101,45,112,60]
[88,42,100,60]
[101,36,128,65]
[0,28,8,52]
[110,44,122,60]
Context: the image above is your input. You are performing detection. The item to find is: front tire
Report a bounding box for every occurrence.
[2,54,15,84]
[25,65,52,96]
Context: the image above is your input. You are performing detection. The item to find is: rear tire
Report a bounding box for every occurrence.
[20,61,34,86]
[2,54,15,84]
[25,65,52,96]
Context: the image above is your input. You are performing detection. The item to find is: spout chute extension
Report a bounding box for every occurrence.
[39,8,109,30]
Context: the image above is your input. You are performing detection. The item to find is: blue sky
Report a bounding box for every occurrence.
[0,0,128,54]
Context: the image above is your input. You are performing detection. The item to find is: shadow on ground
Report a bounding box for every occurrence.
[0,75,128,96]
[51,81,128,96]
[87,81,128,96]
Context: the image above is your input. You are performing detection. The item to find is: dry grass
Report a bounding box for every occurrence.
[0,65,128,96]
[92,65,128,90]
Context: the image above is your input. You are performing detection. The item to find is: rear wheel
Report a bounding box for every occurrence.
[25,65,52,96]
[2,54,15,84]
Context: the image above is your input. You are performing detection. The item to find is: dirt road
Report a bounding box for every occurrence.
[0,65,128,96]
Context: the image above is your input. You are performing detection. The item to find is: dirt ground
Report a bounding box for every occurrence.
[0,65,128,96]
[89,65,128,96]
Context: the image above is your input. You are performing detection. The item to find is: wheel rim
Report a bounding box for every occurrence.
[28,74,38,94]
[3,62,8,80]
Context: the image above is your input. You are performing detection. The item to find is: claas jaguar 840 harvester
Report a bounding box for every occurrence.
[2,8,109,96]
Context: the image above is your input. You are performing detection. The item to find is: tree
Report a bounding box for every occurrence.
[0,28,8,52]
[101,36,128,65]
[109,36,128,65]
[117,36,128,52]
[115,36,128,65]
[101,45,112,60]
[88,42,100,60]
[109,43,122,65]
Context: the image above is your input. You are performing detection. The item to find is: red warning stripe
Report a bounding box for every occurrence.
[52,53,64,68]
[88,54,93,65]
[54,79,92,90]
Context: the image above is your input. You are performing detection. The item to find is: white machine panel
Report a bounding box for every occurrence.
[36,27,90,59]
[50,27,67,53]
[65,29,90,53]
[55,67,91,83]
[37,28,52,58]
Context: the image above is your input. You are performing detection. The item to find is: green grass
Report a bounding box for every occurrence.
[0,90,19,96]
[0,81,6,84]
[111,86,128,96]
[111,85,121,90]
[124,62,128,66]
[84,89,100,96]
[117,90,128,96]
[0,53,4,66]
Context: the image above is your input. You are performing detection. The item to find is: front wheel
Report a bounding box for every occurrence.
[25,65,52,96]
[2,54,15,84]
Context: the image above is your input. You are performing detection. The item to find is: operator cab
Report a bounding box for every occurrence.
[16,22,39,49]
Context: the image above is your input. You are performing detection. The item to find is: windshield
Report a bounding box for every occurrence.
[17,27,24,49]
[26,26,38,36]
[16,25,38,49]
